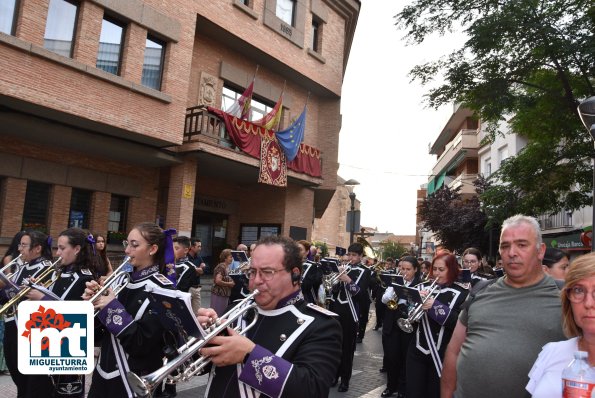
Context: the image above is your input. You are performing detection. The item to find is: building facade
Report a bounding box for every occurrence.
[0,0,360,265]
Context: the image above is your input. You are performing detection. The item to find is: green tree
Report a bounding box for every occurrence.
[312,241,329,258]
[396,0,595,216]
[379,240,409,260]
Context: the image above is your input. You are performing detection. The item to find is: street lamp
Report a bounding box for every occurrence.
[344,179,360,245]
[578,96,595,252]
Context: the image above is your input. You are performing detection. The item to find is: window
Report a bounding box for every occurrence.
[240,224,281,246]
[276,0,295,26]
[22,181,51,233]
[0,0,18,35]
[69,188,91,229]
[96,17,124,75]
[44,0,78,58]
[311,19,320,52]
[484,158,492,177]
[222,86,280,124]
[141,36,165,90]
[498,145,509,166]
[107,195,128,244]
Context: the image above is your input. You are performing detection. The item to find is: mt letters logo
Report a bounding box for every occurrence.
[18,301,94,374]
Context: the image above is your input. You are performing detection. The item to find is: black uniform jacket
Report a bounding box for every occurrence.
[175,258,198,293]
[206,291,342,398]
[300,260,322,304]
[413,281,469,355]
[382,275,423,335]
[328,263,371,323]
[90,265,174,398]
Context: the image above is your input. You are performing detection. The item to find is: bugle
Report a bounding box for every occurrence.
[0,257,62,317]
[88,256,131,316]
[397,279,439,333]
[126,289,260,397]
[323,264,352,292]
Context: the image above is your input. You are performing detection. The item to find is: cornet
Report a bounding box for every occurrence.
[323,264,352,292]
[0,254,22,276]
[0,257,62,317]
[126,289,260,397]
[88,256,131,316]
[397,279,440,333]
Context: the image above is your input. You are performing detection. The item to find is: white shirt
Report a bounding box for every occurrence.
[526,337,578,398]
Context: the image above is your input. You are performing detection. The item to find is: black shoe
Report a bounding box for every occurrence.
[381,388,395,397]
[356,337,363,343]
[338,382,349,392]
[379,367,387,373]
[331,378,339,387]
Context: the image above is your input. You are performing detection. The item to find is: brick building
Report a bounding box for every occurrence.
[0,0,360,266]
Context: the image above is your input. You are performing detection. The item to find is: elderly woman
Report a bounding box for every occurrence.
[527,252,594,397]
[211,248,235,316]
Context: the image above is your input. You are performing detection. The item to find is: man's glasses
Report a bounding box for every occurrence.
[463,260,478,265]
[567,285,595,303]
[18,243,30,248]
[244,268,287,281]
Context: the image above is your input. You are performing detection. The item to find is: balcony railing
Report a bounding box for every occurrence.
[537,210,573,230]
[432,129,478,177]
[184,106,235,148]
[447,173,478,195]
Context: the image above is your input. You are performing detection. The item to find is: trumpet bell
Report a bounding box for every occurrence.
[386,299,398,311]
[127,372,150,397]
[397,318,414,333]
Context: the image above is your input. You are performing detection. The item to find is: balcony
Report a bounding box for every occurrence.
[538,210,573,231]
[431,129,479,177]
[447,173,479,195]
[180,106,323,185]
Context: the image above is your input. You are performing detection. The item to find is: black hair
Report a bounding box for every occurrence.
[59,228,100,275]
[133,222,167,271]
[347,242,364,255]
[2,231,25,263]
[462,247,482,261]
[174,236,191,249]
[543,248,569,268]
[23,230,53,260]
[256,235,302,274]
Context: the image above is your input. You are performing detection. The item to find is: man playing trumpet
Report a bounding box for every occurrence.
[197,235,342,398]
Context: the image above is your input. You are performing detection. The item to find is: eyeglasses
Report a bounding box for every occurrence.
[244,268,287,281]
[463,260,478,265]
[18,243,30,248]
[567,285,595,303]
[122,240,147,249]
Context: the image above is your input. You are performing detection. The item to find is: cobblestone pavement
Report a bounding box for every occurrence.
[1,279,387,398]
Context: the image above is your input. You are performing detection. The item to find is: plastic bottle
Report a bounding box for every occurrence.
[562,351,595,398]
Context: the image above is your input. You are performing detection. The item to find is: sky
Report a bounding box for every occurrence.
[338,1,466,236]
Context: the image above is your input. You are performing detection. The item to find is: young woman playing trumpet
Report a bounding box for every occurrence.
[84,222,176,398]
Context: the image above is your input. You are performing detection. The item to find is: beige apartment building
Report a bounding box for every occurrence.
[0,0,359,265]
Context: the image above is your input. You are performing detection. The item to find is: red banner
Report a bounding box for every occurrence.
[258,135,287,187]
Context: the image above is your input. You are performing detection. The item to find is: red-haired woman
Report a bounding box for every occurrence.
[406,253,469,398]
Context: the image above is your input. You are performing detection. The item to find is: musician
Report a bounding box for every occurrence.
[198,235,342,398]
[461,247,493,286]
[2,230,54,398]
[26,228,99,398]
[372,258,393,330]
[381,256,422,398]
[84,222,176,398]
[228,244,251,305]
[297,240,322,304]
[172,236,199,294]
[327,242,371,392]
[92,232,113,278]
[406,253,468,398]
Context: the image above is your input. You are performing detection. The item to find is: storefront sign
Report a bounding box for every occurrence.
[195,195,237,214]
[543,231,590,251]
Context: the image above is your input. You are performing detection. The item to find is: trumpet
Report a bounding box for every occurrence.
[397,279,439,333]
[88,256,131,316]
[0,257,62,317]
[323,264,352,292]
[0,254,22,277]
[229,260,250,275]
[126,289,260,397]
[386,270,403,311]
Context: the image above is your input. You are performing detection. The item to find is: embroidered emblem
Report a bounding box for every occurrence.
[105,307,125,326]
[263,364,279,380]
[153,273,173,285]
[280,334,287,341]
[251,356,274,385]
[285,292,304,307]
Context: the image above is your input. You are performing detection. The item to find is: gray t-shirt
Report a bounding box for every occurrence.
[455,275,565,398]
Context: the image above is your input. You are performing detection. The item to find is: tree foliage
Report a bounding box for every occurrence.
[396,0,595,216]
[379,240,409,260]
[419,185,488,253]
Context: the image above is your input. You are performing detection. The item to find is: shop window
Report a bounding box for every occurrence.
[240,224,281,246]
[96,16,125,75]
[141,35,165,90]
[22,181,50,233]
[69,188,91,229]
[107,195,128,244]
[0,0,18,35]
[44,0,78,58]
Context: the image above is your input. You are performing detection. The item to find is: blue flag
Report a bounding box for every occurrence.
[275,106,306,162]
